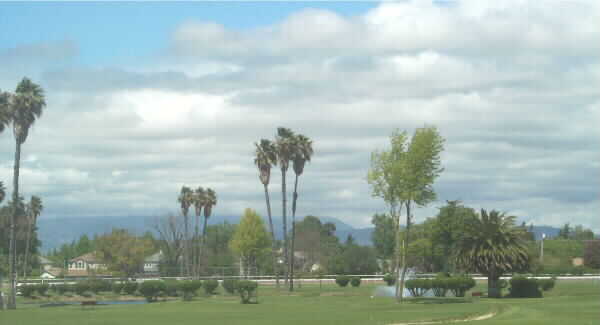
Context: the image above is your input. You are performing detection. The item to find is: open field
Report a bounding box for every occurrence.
[1,279,599,325]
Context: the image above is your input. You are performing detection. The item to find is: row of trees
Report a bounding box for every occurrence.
[0,78,46,309]
[253,127,313,291]
[176,186,217,278]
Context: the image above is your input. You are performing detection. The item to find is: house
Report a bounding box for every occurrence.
[143,251,162,273]
[38,256,54,272]
[40,267,62,279]
[67,252,107,276]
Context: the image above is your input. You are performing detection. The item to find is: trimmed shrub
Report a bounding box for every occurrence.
[203,279,219,295]
[112,282,124,294]
[431,277,449,297]
[236,280,258,304]
[87,279,112,294]
[383,273,396,286]
[350,277,361,287]
[20,284,37,298]
[508,276,542,298]
[53,283,69,295]
[335,275,350,287]
[178,281,200,301]
[405,279,431,297]
[36,283,50,296]
[222,279,238,294]
[75,281,90,296]
[123,281,138,295]
[164,280,179,297]
[539,278,556,292]
[448,275,476,297]
[139,280,166,302]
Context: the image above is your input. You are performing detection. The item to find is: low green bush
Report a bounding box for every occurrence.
[164,280,179,297]
[236,280,258,304]
[74,282,90,296]
[539,278,556,291]
[36,283,50,296]
[448,275,476,297]
[20,284,37,298]
[335,275,350,287]
[350,277,361,287]
[123,281,138,295]
[431,277,449,297]
[383,274,396,286]
[87,279,112,294]
[52,284,69,295]
[203,279,219,295]
[405,279,431,297]
[139,281,166,302]
[178,281,200,301]
[222,279,238,294]
[509,276,542,298]
[112,282,124,294]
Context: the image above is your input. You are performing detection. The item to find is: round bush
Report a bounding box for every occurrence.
[123,281,138,295]
[178,281,199,301]
[236,280,258,304]
[36,283,50,296]
[383,274,396,286]
[222,279,238,294]
[75,281,90,296]
[538,278,556,292]
[203,279,219,295]
[20,284,37,298]
[139,280,166,302]
[335,275,350,287]
[350,277,361,287]
[448,275,476,297]
[112,282,124,294]
[164,280,179,297]
[508,276,542,298]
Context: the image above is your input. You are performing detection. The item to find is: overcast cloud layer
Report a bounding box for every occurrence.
[0,1,598,231]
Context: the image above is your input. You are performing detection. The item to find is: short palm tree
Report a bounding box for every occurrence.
[177,186,194,277]
[254,139,279,286]
[454,209,530,298]
[6,78,46,309]
[198,188,217,275]
[23,195,43,277]
[192,186,205,277]
[275,127,295,284]
[289,134,313,291]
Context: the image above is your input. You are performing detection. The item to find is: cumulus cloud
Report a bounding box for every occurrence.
[0,1,598,232]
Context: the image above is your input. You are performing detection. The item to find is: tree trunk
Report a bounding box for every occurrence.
[398,201,412,303]
[193,214,200,278]
[263,185,279,288]
[488,268,501,298]
[23,216,33,278]
[183,214,189,277]
[8,141,21,309]
[393,204,402,299]
[289,174,299,292]
[198,215,209,278]
[281,168,288,285]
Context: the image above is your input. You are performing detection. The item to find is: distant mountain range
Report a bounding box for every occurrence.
[37,215,561,252]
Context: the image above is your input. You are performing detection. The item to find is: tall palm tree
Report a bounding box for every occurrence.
[254,139,279,286]
[192,186,205,278]
[177,186,194,277]
[198,188,217,275]
[7,78,46,309]
[0,182,4,310]
[454,209,530,298]
[275,127,295,284]
[289,134,313,291]
[22,195,43,278]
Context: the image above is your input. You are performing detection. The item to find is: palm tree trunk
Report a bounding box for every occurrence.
[183,214,189,277]
[398,201,412,303]
[193,214,200,278]
[289,174,299,291]
[8,141,21,309]
[23,217,33,278]
[198,215,209,277]
[263,184,279,288]
[281,169,288,285]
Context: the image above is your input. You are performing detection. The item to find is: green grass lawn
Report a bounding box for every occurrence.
[1,279,598,325]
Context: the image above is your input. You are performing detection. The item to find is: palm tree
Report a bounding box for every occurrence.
[192,186,205,278]
[254,139,279,287]
[198,188,217,275]
[289,134,313,291]
[275,127,295,284]
[6,78,46,309]
[23,195,43,278]
[0,182,4,310]
[454,209,530,298]
[177,186,194,277]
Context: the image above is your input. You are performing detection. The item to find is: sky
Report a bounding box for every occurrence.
[0,1,598,231]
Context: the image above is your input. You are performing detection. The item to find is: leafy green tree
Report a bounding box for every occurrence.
[289,133,313,291]
[371,213,395,271]
[275,127,295,284]
[22,195,42,277]
[95,229,155,276]
[230,209,272,277]
[254,139,280,286]
[368,126,444,302]
[455,209,530,298]
[431,200,477,273]
[5,78,46,309]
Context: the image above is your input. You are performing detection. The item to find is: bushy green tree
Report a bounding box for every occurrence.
[230,209,271,277]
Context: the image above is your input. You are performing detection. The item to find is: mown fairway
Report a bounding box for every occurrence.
[1,279,598,325]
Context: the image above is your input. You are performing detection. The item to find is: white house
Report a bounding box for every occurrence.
[69,252,106,271]
[143,251,162,273]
